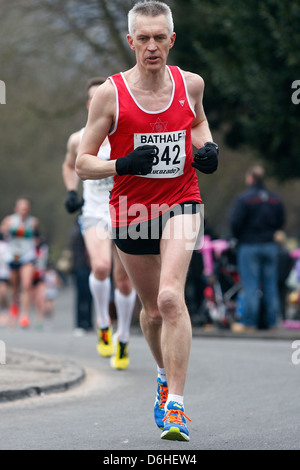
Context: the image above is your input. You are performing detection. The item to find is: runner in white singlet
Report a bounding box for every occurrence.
[79,130,113,233]
[0,234,10,326]
[0,198,39,328]
[62,77,136,370]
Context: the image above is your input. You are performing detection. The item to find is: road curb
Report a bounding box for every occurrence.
[0,348,85,403]
[192,325,300,340]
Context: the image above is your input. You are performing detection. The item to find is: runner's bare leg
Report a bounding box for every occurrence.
[116,212,200,395]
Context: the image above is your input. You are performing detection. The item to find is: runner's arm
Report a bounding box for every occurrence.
[32,217,40,238]
[75,82,117,181]
[185,72,218,174]
[62,131,81,191]
[185,72,213,148]
[0,216,11,236]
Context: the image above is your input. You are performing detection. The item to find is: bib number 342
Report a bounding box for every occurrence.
[134,130,186,178]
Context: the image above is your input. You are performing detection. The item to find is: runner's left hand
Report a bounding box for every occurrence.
[192,142,218,174]
[65,190,83,213]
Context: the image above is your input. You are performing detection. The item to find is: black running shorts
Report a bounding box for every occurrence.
[112,201,200,255]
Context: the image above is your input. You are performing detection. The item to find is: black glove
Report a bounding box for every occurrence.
[65,190,83,213]
[192,142,219,174]
[116,145,157,176]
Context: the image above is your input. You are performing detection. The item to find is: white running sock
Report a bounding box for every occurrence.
[114,288,136,343]
[165,394,184,409]
[157,366,167,384]
[88,273,111,329]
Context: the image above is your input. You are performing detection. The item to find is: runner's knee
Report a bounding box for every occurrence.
[115,277,132,296]
[157,287,182,320]
[141,307,162,326]
[93,261,111,280]
[22,278,34,292]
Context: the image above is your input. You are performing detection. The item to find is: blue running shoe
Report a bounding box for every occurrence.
[161,401,191,441]
[154,377,168,429]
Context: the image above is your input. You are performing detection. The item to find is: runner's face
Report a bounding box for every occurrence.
[128,15,175,71]
[15,199,31,217]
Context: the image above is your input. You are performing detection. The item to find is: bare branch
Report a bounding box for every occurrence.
[97,0,135,67]
[26,100,83,120]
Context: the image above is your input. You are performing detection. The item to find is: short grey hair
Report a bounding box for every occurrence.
[246,165,265,183]
[128,1,174,36]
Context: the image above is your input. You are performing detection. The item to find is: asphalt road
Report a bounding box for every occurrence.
[0,283,299,452]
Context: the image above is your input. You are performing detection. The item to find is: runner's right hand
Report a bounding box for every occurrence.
[65,190,83,213]
[116,145,157,176]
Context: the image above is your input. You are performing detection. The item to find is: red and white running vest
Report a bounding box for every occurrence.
[108,65,201,227]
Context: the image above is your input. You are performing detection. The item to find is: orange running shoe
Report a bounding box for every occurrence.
[9,303,19,318]
[19,315,30,328]
[161,402,191,441]
[154,377,168,429]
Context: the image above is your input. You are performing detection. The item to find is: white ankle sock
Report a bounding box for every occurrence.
[114,288,136,343]
[165,394,184,409]
[88,273,111,329]
[157,366,167,383]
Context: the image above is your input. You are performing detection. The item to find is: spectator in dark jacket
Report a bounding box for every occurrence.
[230,165,285,331]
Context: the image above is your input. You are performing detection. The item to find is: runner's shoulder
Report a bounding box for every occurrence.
[181,70,205,94]
[68,129,82,149]
[90,79,115,109]
[0,214,12,232]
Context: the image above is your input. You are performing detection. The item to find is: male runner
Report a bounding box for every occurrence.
[0,233,10,326]
[1,198,39,328]
[76,1,218,440]
[62,77,136,370]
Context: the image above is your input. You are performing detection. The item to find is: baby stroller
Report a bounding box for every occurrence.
[284,253,300,329]
[199,236,242,329]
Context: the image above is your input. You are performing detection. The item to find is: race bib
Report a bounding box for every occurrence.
[134,130,186,178]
